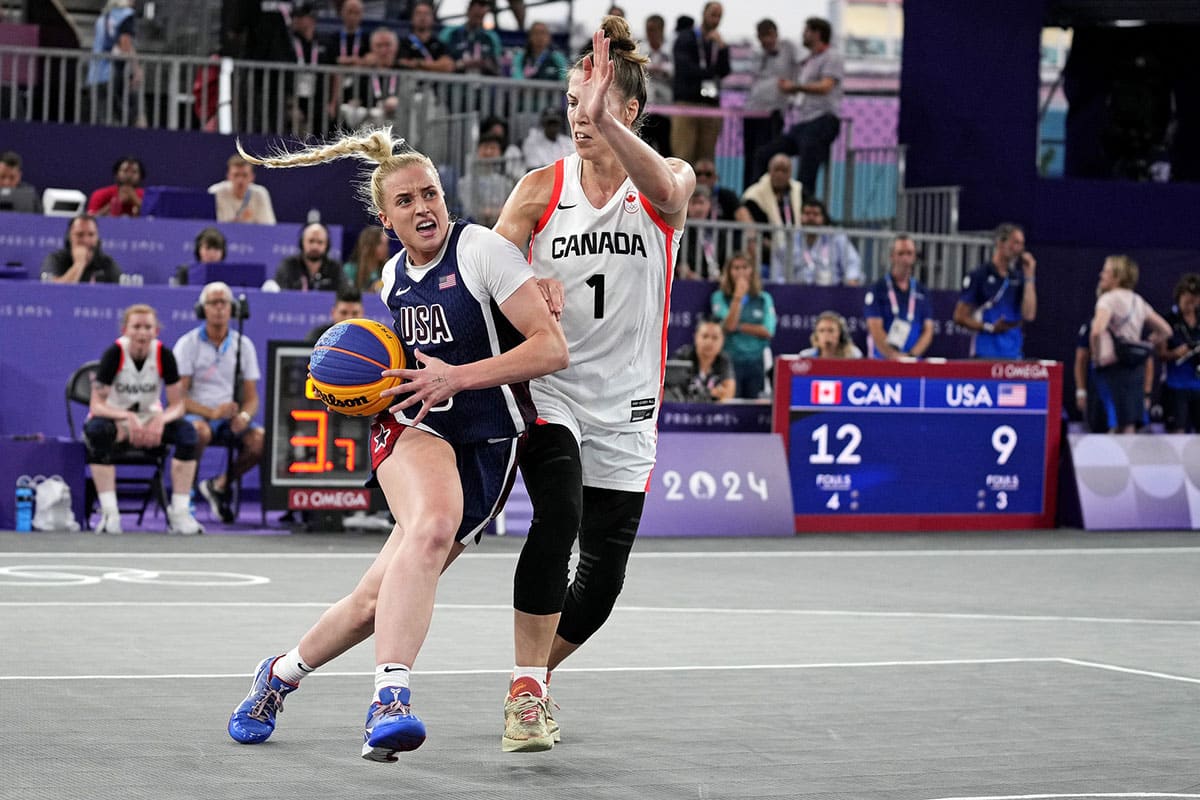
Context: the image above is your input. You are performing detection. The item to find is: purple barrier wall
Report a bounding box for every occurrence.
[0,213,342,284]
[2,280,976,441]
[0,282,392,440]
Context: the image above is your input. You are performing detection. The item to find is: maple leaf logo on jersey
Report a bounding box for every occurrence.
[623,192,640,214]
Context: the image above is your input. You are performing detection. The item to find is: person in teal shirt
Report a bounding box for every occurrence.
[510,22,569,81]
[710,251,777,399]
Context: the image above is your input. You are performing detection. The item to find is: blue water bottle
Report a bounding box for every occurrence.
[15,474,34,533]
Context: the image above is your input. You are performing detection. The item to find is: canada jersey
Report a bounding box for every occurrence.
[528,154,680,430]
[379,221,537,444]
[102,337,167,415]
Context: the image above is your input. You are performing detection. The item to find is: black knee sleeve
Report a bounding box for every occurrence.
[165,419,198,461]
[82,417,119,465]
[514,424,582,615]
[556,487,645,646]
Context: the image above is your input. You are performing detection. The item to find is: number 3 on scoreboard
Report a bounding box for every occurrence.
[809,423,863,465]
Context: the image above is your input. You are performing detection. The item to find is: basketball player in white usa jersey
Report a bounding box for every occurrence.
[494,20,695,745]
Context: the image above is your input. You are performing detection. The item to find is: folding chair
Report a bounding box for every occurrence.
[65,360,169,528]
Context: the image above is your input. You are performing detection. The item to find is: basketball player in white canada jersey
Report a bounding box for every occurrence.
[494,20,695,745]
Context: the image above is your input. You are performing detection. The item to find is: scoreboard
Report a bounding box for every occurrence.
[772,357,1063,531]
[262,342,385,512]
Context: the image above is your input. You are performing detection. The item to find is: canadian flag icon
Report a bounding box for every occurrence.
[811,380,843,405]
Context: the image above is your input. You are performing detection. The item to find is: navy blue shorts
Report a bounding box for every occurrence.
[368,413,521,544]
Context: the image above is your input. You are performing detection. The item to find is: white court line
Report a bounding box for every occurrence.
[0,656,1060,681]
[1057,657,1200,686]
[1,657,1196,685]
[926,794,1200,799]
[1,546,1199,559]
[0,601,1195,628]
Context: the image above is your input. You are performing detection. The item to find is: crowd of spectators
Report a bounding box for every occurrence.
[8,4,1198,430]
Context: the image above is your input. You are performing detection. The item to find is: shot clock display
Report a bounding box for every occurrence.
[771,357,1063,532]
[263,343,385,512]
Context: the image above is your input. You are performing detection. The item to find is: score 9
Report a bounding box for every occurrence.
[992,425,1017,465]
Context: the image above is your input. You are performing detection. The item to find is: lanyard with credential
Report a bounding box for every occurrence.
[407,33,433,61]
[981,277,1010,316]
[694,29,717,68]
[372,73,398,100]
[293,37,319,66]
[523,49,550,78]
[886,275,917,322]
[339,29,361,59]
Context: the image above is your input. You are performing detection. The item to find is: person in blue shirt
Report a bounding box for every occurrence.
[1161,272,1200,432]
[1074,317,1117,433]
[953,223,1038,359]
[864,234,935,359]
[711,251,777,398]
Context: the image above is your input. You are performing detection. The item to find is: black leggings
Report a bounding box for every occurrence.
[513,422,646,646]
[558,485,645,645]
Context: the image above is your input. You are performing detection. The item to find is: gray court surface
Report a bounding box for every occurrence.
[1,529,1198,800]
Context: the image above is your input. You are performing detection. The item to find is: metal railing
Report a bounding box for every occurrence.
[0,44,969,239]
[0,45,564,137]
[898,184,961,235]
[674,218,990,291]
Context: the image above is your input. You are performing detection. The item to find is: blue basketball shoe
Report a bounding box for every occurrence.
[228,656,299,744]
[361,686,426,761]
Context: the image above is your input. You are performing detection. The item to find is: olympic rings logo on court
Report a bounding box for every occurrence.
[0,565,270,587]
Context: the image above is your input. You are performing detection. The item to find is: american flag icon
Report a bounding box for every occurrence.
[438,273,457,290]
[997,383,1027,407]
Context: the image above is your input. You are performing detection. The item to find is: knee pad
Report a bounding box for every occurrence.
[556,487,645,645]
[514,424,582,615]
[167,419,198,461]
[82,417,119,465]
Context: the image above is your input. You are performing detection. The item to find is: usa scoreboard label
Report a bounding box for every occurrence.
[773,359,1063,532]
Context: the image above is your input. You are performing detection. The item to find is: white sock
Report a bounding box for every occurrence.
[170,493,190,513]
[273,647,315,685]
[375,663,410,695]
[99,491,118,515]
[512,666,548,696]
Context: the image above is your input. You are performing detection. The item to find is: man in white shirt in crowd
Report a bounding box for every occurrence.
[521,107,574,170]
[173,281,264,524]
[209,155,276,224]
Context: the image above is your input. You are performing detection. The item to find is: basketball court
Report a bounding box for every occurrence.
[2,528,1198,799]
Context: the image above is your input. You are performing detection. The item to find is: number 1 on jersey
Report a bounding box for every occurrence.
[585,273,605,319]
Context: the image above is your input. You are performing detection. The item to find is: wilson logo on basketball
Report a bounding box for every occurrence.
[311,386,371,408]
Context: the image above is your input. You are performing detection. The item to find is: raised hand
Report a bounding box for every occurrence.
[579,29,615,128]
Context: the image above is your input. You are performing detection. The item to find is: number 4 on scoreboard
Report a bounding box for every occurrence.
[826,493,840,510]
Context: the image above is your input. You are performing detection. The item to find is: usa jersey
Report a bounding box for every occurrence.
[101,336,168,414]
[528,154,680,431]
[379,221,537,444]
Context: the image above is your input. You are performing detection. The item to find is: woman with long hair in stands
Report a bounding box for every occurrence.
[343,224,390,292]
